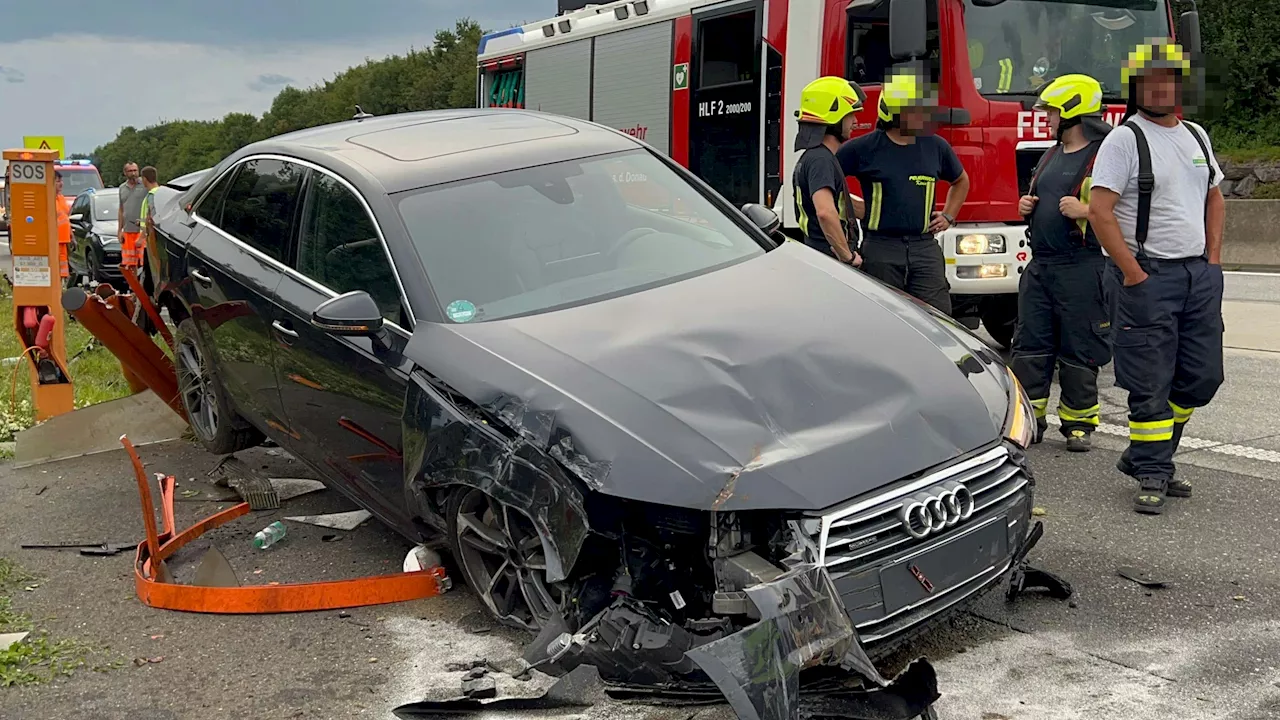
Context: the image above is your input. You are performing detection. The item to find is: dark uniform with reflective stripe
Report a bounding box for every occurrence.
[792,144,853,259]
[837,129,963,314]
[1012,141,1111,440]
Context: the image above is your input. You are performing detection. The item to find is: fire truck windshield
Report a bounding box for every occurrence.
[397,150,767,323]
[965,0,1169,99]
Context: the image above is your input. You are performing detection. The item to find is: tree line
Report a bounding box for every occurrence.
[92,20,483,184]
[89,5,1280,185]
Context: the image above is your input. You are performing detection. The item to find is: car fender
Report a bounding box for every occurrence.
[402,370,590,583]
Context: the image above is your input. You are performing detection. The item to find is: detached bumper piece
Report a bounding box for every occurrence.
[1005,521,1074,603]
[400,564,940,720]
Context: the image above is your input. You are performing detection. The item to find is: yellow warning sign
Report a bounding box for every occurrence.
[23,136,65,160]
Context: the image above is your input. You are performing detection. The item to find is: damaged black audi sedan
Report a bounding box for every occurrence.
[148,108,1037,713]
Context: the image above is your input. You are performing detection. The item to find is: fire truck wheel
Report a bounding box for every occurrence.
[174,318,265,455]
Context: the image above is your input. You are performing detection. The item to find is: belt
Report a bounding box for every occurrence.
[865,232,935,242]
[1142,255,1206,265]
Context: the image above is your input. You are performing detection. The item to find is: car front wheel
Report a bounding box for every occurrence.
[446,487,567,632]
[174,318,264,455]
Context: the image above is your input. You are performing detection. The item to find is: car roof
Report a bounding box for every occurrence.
[231,109,644,194]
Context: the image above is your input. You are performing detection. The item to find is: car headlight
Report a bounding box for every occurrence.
[1003,366,1036,449]
[956,234,1007,255]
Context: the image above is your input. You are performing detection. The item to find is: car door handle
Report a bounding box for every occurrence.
[272,320,299,338]
[189,268,212,286]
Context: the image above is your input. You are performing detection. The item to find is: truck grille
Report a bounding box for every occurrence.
[813,445,1025,573]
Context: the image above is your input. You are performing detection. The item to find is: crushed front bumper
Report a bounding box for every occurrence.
[525,563,940,720]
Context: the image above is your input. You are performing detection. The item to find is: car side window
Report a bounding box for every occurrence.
[193,168,236,225]
[72,195,89,219]
[296,173,403,326]
[217,159,306,262]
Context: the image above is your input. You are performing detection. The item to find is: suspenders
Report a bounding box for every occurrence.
[1124,120,1217,258]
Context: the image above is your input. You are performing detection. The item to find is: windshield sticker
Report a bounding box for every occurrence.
[445,300,477,323]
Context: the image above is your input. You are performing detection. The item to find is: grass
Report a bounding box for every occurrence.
[1251,183,1280,200]
[0,558,109,687]
[0,280,136,442]
[1217,146,1280,164]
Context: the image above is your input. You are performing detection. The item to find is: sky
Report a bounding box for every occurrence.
[0,0,546,155]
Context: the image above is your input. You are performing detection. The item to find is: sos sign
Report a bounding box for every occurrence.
[9,161,49,184]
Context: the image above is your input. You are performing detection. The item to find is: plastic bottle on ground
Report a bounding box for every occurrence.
[253,521,287,550]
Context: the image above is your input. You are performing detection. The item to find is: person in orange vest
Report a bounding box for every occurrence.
[55,171,71,280]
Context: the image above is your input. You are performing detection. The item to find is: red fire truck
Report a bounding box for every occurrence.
[477,0,1199,345]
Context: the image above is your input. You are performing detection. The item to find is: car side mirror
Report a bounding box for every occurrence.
[69,213,83,222]
[741,203,782,236]
[312,291,384,336]
[888,0,927,60]
[1179,10,1201,55]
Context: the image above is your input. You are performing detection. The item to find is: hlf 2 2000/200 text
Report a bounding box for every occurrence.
[698,100,752,117]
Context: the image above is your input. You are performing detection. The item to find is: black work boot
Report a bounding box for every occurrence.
[1167,478,1192,498]
[1065,429,1092,453]
[1033,418,1048,445]
[1134,477,1168,515]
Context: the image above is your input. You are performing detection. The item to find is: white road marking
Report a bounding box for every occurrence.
[1046,414,1280,463]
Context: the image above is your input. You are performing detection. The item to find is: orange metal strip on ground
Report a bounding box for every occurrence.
[122,435,451,614]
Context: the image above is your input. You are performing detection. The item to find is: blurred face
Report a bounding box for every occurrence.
[124,164,139,182]
[55,176,63,195]
[900,106,929,135]
[1139,68,1181,115]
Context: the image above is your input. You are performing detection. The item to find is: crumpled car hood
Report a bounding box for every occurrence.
[408,242,1010,512]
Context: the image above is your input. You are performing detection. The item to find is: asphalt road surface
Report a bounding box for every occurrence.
[0,272,1277,719]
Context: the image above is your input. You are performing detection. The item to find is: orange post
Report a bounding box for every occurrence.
[4,148,73,420]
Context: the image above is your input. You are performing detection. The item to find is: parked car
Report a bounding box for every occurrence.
[67,188,123,285]
[147,109,1036,701]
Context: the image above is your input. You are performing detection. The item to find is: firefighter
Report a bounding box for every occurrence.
[837,67,970,314]
[792,76,867,266]
[1088,42,1225,515]
[1012,74,1113,453]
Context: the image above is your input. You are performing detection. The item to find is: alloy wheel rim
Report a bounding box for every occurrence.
[176,336,219,441]
[454,488,565,631]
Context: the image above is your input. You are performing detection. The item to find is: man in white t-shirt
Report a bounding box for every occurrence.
[1087,41,1225,516]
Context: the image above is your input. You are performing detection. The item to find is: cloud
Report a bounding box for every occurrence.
[0,65,24,83]
[0,33,423,152]
[248,73,295,92]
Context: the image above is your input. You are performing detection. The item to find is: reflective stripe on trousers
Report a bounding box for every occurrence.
[121,231,144,269]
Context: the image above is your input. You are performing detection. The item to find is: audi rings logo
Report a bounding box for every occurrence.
[900,483,975,539]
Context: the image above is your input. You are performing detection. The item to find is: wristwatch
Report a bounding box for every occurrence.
[941,212,956,225]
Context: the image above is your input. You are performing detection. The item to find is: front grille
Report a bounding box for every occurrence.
[810,445,1031,643]
[816,446,1023,570]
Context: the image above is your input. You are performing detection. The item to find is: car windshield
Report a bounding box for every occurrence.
[397,150,767,323]
[965,0,1170,99]
[59,169,103,196]
[92,195,118,222]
